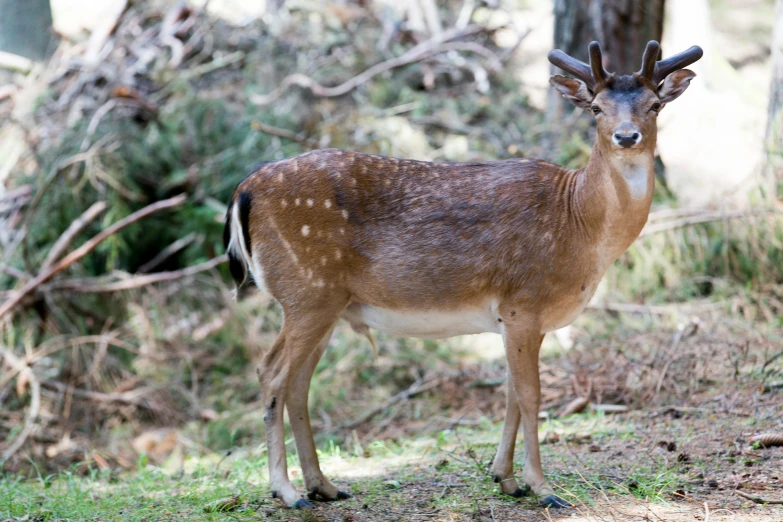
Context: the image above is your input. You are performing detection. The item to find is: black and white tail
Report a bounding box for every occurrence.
[223,192,254,299]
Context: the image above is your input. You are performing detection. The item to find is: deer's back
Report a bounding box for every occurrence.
[236,149,602,314]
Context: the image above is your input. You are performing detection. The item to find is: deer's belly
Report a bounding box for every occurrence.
[343,302,502,340]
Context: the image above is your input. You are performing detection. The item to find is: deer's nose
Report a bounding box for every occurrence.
[612,123,642,148]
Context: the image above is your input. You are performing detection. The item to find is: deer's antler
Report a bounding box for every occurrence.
[548,41,611,92]
[637,40,704,85]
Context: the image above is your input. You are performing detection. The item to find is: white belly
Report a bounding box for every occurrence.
[343,301,501,339]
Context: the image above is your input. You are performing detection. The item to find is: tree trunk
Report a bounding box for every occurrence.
[766,0,783,198]
[549,0,665,119]
[0,0,53,61]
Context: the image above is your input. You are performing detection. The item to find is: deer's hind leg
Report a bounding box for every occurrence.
[286,327,351,502]
[257,300,347,508]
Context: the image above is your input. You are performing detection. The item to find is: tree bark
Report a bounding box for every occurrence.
[0,0,54,61]
[550,0,665,118]
[766,0,783,198]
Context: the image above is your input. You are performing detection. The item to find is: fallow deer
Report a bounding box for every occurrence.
[223,40,702,509]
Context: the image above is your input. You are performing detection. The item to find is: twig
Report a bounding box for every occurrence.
[0,349,40,464]
[138,232,198,273]
[46,254,226,293]
[0,51,33,73]
[250,121,318,146]
[40,201,108,271]
[0,194,187,319]
[83,0,128,68]
[0,265,27,280]
[39,380,166,414]
[179,51,245,81]
[587,301,725,315]
[734,489,783,504]
[640,208,782,236]
[251,25,485,105]
[339,377,442,430]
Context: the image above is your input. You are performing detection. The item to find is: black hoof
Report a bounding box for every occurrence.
[307,489,352,502]
[540,494,571,508]
[293,499,314,509]
[509,485,531,498]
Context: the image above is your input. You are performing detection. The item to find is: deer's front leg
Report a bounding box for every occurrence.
[491,379,529,497]
[501,317,570,508]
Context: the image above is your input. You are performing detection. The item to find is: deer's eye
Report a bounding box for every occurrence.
[650,102,662,113]
[590,105,602,115]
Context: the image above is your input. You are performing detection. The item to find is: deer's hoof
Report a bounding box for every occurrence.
[508,485,531,498]
[292,499,314,509]
[307,488,352,502]
[540,494,571,508]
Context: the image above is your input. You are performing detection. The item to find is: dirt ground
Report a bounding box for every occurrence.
[258,314,783,522]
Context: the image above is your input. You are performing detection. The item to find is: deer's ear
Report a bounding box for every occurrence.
[657,69,696,104]
[549,75,593,109]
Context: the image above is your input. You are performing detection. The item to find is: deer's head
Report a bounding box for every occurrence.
[548,41,703,155]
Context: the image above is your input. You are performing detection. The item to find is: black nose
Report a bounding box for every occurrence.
[614,132,640,148]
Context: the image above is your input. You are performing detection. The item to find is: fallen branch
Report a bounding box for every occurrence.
[734,489,783,505]
[250,121,319,146]
[39,380,166,414]
[0,51,33,73]
[0,194,187,320]
[339,376,442,430]
[749,433,783,448]
[0,265,27,280]
[83,0,129,68]
[40,201,108,271]
[587,300,725,315]
[46,254,226,293]
[0,349,40,464]
[251,25,485,105]
[640,208,782,236]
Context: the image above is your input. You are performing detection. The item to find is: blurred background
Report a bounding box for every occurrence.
[1,0,782,519]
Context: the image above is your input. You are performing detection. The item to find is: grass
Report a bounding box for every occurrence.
[1,409,702,521]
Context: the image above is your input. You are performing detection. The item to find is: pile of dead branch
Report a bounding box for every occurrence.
[0,0,529,472]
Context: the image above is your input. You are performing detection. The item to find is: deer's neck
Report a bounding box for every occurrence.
[581,142,655,252]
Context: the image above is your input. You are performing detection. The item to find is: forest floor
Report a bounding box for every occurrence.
[3,313,782,522]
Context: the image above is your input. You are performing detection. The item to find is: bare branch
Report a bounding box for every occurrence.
[640,208,783,236]
[0,194,187,320]
[47,254,227,294]
[40,201,108,271]
[734,489,783,505]
[251,25,485,105]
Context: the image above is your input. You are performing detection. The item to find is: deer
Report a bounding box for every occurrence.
[223,40,702,509]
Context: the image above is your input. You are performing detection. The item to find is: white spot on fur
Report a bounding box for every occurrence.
[307,269,313,279]
[277,172,284,182]
[341,210,349,220]
[324,199,332,209]
[281,199,288,207]
[335,249,342,260]
[295,198,301,206]
[307,199,314,207]
[301,225,310,236]
[339,227,345,235]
